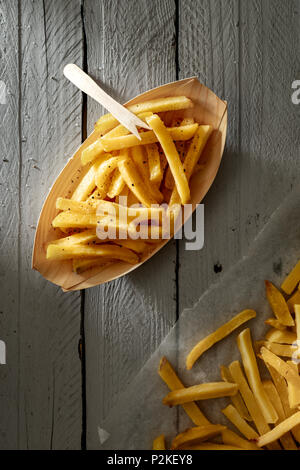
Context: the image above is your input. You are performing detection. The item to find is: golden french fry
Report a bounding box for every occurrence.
[50,229,97,246]
[264,318,287,331]
[287,290,300,313]
[97,215,162,241]
[114,239,148,254]
[168,125,213,209]
[258,341,297,358]
[221,404,259,440]
[52,211,97,229]
[171,424,225,450]
[82,112,154,165]
[295,304,300,342]
[152,435,166,451]
[220,365,251,421]
[107,170,125,199]
[263,380,298,450]
[257,411,300,448]
[95,199,163,220]
[228,361,275,438]
[131,146,163,203]
[118,158,159,207]
[71,158,108,202]
[146,143,162,184]
[158,357,210,426]
[180,117,195,125]
[72,258,113,274]
[56,197,98,214]
[260,347,300,398]
[265,280,294,326]
[281,260,300,295]
[265,328,296,345]
[163,382,238,406]
[100,124,198,152]
[221,429,261,451]
[264,363,300,444]
[146,114,190,204]
[237,328,278,423]
[95,155,127,198]
[46,243,139,264]
[95,96,193,131]
[186,309,256,370]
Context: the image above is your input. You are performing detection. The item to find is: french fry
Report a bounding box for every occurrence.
[295,304,300,344]
[56,197,98,214]
[264,362,300,444]
[95,155,127,198]
[180,117,195,125]
[264,318,287,331]
[97,215,162,240]
[262,380,297,450]
[170,424,225,450]
[50,229,97,246]
[258,341,297,358]
[260,347,300,401]
[182,443,243,450]
[72,258,113,274]
[81,113,153,166]
[95,96,193,131]
[281,260,300,295]
[186,309,256,370]
[257,411,300,448]
[146,143,162,184]
[221,429,261,451]
[265,280,294,326]
[107,170,125,199]
[114,239,148,254]
[237,328,278,423]
[228,361,276,439]
[131,146,163,203]
[158,357,210,426]
[118,158,159,207]
[168,125,213,209]
[221,404,259,440]
[220,365,251,421]
[71,158,107,202]
[100,124,198,152]
[287,290,300,313]
[52,211,97,229]
[146,114,190,205]
[95,199,164,220]
[152,435,166,451]
[46,243,139,264]
[163,382,238,406]
[265,328,296,345]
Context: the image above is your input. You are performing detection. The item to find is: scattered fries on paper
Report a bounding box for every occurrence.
[46,95,213,274]
[153,260,300,450]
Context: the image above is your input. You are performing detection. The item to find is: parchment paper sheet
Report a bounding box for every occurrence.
[98,184,300,450]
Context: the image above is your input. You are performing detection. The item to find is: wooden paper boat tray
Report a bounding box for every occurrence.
[32,77,227,291]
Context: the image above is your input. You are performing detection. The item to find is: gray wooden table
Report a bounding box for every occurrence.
[0,0,299,449]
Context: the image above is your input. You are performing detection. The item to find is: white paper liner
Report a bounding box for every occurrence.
[96,183,300,450]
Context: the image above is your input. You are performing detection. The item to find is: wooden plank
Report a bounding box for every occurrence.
[0,0,20,450]
[178,0,299,310]
[83,0,177,449]
[0,0,83,449]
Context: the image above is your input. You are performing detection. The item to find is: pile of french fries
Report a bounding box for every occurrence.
[46,96,213,273]
[153,259,300,450]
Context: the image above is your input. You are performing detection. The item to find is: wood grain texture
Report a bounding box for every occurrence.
[178,0,300,310]
[0,0,83,449]
[0,0,20,450]
[83,0,177,449]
